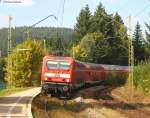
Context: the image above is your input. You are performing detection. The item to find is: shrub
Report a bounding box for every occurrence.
[104,71,127,87]
[5,39,44,87]
[134,61,150,95]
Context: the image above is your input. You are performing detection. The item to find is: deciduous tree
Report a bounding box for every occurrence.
[5,39,44,87]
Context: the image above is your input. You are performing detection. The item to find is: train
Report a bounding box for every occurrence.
[41,56,128,98]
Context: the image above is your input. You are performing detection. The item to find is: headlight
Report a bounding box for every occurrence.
[45,77,48,80]
[66,79,70,82]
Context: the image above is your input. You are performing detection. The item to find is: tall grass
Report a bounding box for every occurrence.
[134,61,150,95]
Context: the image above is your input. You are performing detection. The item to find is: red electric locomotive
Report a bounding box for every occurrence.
[41,56,106,97]
[41,56,128,97]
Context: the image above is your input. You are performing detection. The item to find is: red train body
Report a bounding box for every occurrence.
[41,56,128,97]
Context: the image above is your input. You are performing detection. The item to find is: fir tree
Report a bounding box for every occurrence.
[91,3,114,35]
[133,22,145,63]
[74,4,92,40]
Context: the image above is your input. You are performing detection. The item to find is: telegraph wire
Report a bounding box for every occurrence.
[115,0,131,13]
[58,0,66,56]
[134,3,150,17]
[61,0,65,26]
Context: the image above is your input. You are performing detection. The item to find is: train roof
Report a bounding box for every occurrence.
[75,60,128,70]
[100,64,129,71]
[43,56,74,61]
[43,56,128,70]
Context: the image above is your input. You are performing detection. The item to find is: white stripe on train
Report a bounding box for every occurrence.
[44,73,70,78]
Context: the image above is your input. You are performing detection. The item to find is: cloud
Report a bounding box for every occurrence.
[2,0,34,7]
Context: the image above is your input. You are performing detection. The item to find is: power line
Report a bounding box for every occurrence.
[134,3,150,18]
[24,14,58,39]
[31,15,57,28]
[61,0,65,26]
[58,0,66,56]
[104,3,150,33]
[115,0,131,13]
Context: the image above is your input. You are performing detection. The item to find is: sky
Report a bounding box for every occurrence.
[0,0,150,34]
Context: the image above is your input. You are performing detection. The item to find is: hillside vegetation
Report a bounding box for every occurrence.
[0,27,73,56]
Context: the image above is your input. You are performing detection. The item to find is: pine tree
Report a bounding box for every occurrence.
[133,22,145,63]
[92,3,111,34]
[111,13,128,65]
[74,4,92,41]
[113,13,124,33]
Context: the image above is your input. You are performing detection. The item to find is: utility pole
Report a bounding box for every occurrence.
[8,16,12,55]
[44,39,46,53]
[128,15,134,101]
[0,50,1,57]
[0,37,1,57]
[8,16,13,88]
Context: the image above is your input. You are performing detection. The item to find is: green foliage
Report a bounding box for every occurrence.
[134,60,150,95]
[104,72,127,86]
[73,2,129,65]
[0,58,6,82]
[73,30,128,65]
[91,3,108,34]
[0,27,73,56]
[5,40,44,87]
[72,44,88,61]
[133,22,146,64]
[73,33,110,63]
[74,4,92,42]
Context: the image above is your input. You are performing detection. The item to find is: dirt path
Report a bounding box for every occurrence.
[0,87,41,118]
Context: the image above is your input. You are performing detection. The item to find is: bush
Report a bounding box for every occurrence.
[5,39,44,87]
[0,58,6,82]
[134,61,150,95]
[104,72,127,87]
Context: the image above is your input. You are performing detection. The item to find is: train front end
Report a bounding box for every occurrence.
[41,56,74,97]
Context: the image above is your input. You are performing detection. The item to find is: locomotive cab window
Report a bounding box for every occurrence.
[46,61,58,69]
[59,61,70,70]
[46,60,70,70]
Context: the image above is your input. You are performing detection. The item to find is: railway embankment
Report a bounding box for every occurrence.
[32,85,150,118]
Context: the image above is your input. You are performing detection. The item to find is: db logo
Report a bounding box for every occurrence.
[55,73,60,77]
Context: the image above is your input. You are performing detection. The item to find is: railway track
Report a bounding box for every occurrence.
[32,85,150,118]
[35,84,108,118]
[45,99,50,118]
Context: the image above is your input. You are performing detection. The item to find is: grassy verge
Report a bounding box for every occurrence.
[134,61,150,95]
[0,87,31,97]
